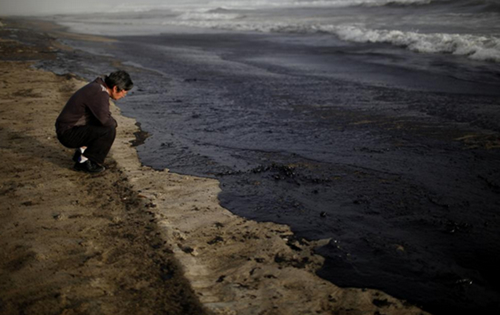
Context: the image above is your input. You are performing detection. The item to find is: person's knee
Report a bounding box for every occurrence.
[101,125,116,134]
[102,125,117,139]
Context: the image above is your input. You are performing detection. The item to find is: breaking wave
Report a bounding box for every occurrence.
[162,18,500,62]
[178,9,244,21]
[329,25,500,62]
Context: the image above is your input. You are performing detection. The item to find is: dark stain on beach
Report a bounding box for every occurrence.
[130,122,150,147]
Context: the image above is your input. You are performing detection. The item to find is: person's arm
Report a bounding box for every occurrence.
[87,89,117,127]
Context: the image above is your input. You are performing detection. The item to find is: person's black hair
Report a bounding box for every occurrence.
[104,70,133,91]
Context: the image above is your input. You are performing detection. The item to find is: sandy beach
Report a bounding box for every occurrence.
[0,18,431,315]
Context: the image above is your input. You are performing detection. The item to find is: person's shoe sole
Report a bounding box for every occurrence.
[73,161,106,174]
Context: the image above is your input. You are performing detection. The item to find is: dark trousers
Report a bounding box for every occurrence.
[57,125,116,165]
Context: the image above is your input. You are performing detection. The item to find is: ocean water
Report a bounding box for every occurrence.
[56,0,500,63]
[42,0,500,313]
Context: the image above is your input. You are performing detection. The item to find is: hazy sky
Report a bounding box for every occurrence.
[0,0,181,16]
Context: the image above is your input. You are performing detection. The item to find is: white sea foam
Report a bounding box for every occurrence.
[178,11,244,21]
[159,17,500,62]
[329,25,500,62]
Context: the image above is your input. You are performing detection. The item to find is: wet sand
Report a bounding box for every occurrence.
[0,19,428,315]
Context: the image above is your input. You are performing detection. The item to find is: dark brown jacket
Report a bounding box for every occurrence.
[56,77,116,135]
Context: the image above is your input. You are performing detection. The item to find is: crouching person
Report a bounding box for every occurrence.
[55,70,133,173]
